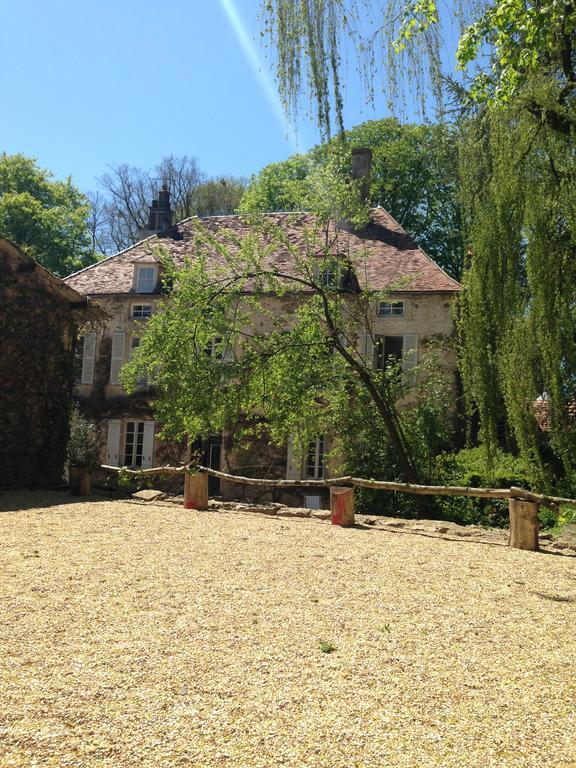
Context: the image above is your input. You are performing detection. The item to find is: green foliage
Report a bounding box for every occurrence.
[260,0,442,136]
[241,119,463,277]
[261,1,576,135]
[455,0,576,109]
[0,153,96,276]
[66,405,101,470]
[458,103,576,489]
[434,447,529,527]
[194,176,247,217]
[342,344,454,517]
[319,640,337,653]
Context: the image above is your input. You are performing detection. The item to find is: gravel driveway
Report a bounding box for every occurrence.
[1,491,575,767]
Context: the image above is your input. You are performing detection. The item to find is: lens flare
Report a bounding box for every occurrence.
[217,0,299,151]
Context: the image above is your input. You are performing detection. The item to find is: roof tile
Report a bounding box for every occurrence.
[65,209,461,295]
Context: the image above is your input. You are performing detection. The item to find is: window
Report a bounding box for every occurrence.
[135,266,157,293]
[378,301,404,317]
[305,436,325,480]
[320,266,339,289]
[205,336,223,359]
[123,421,145,467]
[107,419,154,469]
[132,304,153,319]
[373,334,419,374]
[314,258,343,290]
[374,335,404,370]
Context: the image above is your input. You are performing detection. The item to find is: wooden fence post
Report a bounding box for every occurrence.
[508,497,539,551]
[184,470,209,510]
[330,486,355,527]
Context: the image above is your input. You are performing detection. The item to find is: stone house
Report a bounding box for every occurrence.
[0,239,101,488]
[64,167,460,504]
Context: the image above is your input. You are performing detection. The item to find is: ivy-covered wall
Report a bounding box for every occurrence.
[0,250,77,487]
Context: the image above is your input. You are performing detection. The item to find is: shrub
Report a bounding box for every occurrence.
[434,447,530,527]
[66,404,100,470]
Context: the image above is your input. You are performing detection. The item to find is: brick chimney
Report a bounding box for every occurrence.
[139,184,173,240]
[351,148,372,202]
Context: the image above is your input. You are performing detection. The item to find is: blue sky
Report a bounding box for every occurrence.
[0,1,455,194]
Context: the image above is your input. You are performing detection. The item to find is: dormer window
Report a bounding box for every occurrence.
[135,265,157,293]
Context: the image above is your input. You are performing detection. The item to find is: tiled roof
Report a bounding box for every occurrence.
[64,209,461,296]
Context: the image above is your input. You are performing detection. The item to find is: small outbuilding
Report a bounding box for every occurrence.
[0,239,102,488]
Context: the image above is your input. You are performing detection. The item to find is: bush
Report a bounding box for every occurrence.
[66,404,100,470]
[434,447,530,527]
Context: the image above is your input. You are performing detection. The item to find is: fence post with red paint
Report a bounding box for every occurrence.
[330,486,355,527]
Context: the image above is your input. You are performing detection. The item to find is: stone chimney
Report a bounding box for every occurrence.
[139,183,174,240]
[351,148,372,202]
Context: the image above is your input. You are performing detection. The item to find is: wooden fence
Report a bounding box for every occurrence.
[101,463,576,552]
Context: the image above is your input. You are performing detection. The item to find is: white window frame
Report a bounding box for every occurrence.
[304,436,325,480]
[378,301,405,317]
[122,420,154,469]
[110,332,126,385]
[135,265,158,294]
[131,303,153,319]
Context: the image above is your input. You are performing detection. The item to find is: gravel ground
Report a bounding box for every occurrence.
[1,490,575,768]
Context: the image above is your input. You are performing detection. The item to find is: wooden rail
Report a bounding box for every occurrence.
[101,464,571,511]
[100,463,576,551]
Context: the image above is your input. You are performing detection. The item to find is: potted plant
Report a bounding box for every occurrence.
[66,404,100,495]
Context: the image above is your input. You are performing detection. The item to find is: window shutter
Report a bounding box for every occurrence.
[110,332,126,385]
[142,421,155,469]
[285,436,301,480]
[402,334,419,373]
[106,419,122,467]
[359,331,375,367]
[81,332,96,384]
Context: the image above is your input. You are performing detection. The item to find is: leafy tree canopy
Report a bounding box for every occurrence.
[240,118,463,278]
[0,153,95,276]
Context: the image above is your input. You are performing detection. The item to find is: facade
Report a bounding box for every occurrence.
[0,239,101,488]
[64,185,460,504]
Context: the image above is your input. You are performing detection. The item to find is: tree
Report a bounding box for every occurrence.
[194,176,247,217]
[96,156,246,253]
[97,155,205,252]
[261,1,576,491]
[241,118,463,278]
[0,153,95,277]
[121,173,453,493]
[260,1,576,137]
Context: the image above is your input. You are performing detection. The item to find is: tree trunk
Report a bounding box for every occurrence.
[508,498,539,551]
[330,486,355,526]
[184,470,209,510]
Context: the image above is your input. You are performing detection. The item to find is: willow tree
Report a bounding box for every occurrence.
[261,0,576,488]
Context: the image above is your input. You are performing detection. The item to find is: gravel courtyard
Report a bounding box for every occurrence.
[1,491,575,768]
